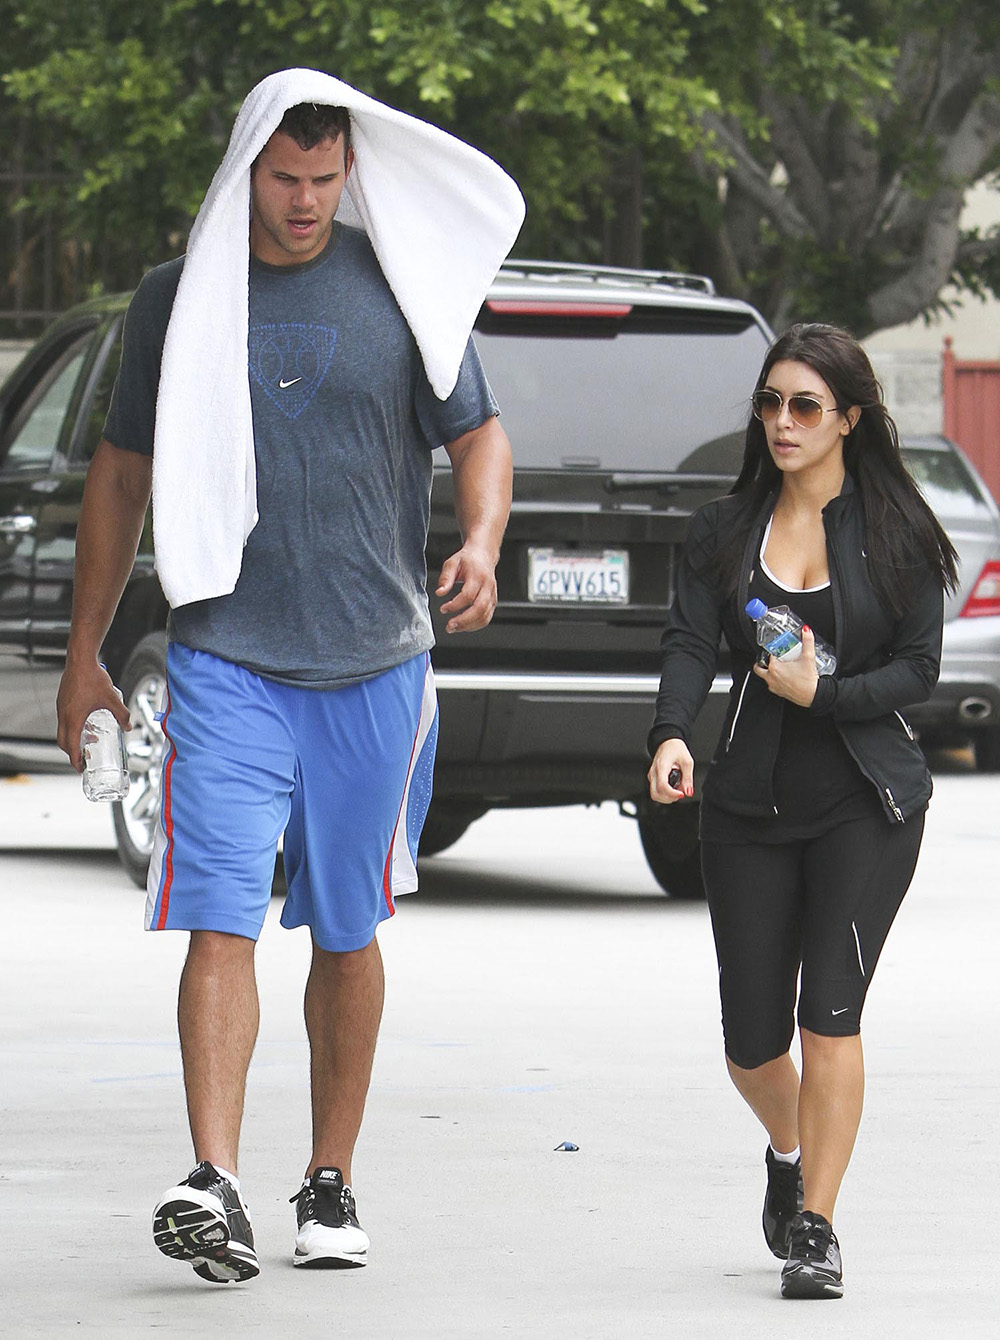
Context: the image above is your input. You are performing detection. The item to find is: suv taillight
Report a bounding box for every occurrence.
[960,560,1000,617]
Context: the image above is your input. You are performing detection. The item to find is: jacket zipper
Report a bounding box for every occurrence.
[826,509,906,823]
[823,507,844,661]
[894,710,915,740]
[726,670,752,751]
[836,726,907,823]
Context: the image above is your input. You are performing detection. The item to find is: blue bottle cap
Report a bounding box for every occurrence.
[745,598,767,619]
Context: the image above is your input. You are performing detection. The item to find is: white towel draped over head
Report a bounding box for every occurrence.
[151,67,525,609]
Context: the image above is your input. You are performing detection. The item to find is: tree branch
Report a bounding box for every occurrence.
[955,231,1000,266]
[875,31,1000,240]
[757,89,832,240]
[868,188,965,329]
[702,111,809,240]
[823,107,884,243]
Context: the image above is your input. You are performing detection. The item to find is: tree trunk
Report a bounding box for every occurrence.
[604,146,644,269]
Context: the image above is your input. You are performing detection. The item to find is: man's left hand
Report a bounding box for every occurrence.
[436,542,499,633]
[753,624,820,707]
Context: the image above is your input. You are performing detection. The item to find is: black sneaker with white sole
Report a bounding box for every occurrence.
[762,1146,803,1258]
[152,1161,259,1283]
[290,1167,369,1268]
[780,1211,844,1299]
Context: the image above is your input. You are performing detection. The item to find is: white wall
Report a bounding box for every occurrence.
[0,340,30,387]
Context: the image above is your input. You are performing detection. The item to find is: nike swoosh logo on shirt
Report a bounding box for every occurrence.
[278,377,303,389]
[831,1007,850,1016]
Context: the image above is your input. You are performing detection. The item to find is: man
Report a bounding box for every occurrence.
[56,93,514,1282]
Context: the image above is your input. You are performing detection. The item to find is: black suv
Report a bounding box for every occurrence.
[0,261,772,895]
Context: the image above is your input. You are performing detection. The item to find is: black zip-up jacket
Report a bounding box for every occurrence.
[647,473,944,824]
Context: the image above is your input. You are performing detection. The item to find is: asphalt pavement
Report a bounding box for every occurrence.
[1,755,996,1338]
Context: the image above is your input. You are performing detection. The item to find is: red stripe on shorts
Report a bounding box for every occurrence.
[381,698,424,914]
[155,702,177,931]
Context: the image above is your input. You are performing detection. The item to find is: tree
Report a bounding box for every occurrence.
[1,0,728,291]
[689,0,1000,334]
[3,0,999,336]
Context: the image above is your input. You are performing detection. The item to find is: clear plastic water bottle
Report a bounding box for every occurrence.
[745,598,837,676]
[81,708,130,802]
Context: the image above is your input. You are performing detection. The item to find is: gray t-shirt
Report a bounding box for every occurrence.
[104,225,498,686]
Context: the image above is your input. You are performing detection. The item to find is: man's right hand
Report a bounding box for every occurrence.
[57,659,131,772]
[647,738,695,804]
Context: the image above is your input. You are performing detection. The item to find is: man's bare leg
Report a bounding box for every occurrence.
[177,930,259,1175]
[304,936,384,1185]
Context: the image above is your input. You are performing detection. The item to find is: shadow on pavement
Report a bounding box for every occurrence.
[409,858,693,911]
[0,846,121,866]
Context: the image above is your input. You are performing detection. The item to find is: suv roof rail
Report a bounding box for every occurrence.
[499,258,716,297]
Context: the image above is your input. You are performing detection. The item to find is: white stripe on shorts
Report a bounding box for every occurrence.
[389,658,438,897]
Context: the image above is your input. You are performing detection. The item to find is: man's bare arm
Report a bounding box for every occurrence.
[437,415,513,633]
[56,439,153,768]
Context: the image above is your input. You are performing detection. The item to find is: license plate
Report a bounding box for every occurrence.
[527,548,630,604]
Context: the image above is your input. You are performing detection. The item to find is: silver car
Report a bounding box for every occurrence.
[902,435,1000,769]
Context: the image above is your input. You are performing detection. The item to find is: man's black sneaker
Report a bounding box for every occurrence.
[762,1146,803,1258]
[780,1211,844,1299]
[290,1166,369,1268]
[152,1161,259,1283]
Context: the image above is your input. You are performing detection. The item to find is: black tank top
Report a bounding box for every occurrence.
[701,524,883,843]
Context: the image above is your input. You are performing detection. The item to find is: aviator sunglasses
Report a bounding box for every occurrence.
[751,388,842,431]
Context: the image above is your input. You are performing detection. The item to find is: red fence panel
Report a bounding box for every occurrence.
[943,338,1000,504]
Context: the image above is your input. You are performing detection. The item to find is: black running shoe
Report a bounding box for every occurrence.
[290,1167,369,1268]
[152,1161,259,1283]
[762,1146,803,1258]
[780,1211,844,1299]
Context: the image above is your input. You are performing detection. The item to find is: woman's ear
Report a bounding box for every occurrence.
[843,406,861,435]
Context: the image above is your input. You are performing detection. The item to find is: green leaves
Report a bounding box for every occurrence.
[2,0,998,334]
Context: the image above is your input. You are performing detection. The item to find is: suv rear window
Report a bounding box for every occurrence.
[473,305,768,473]
[901,444,995,521]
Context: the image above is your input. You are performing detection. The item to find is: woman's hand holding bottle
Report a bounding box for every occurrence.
[753,624,821,707]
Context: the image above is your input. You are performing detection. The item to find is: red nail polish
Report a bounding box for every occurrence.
[802,625,811,634]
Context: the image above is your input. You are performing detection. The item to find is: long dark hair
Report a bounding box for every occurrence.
[710,323,958,616]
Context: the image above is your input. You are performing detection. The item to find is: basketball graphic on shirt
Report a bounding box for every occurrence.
[249,323,337,420]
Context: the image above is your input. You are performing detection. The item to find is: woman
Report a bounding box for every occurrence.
[648,324,956,1299]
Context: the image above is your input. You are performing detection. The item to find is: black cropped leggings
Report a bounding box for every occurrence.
[701,813,925,1071]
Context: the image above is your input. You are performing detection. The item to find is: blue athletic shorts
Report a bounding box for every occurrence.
[145,643,438,951]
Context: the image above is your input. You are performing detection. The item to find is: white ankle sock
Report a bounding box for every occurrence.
[770,1144,800,1165]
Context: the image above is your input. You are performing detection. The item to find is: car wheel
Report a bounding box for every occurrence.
[112,632,168,889]
[418,802,485,857]
[973,725,1000,772]
[637,802,705,900]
